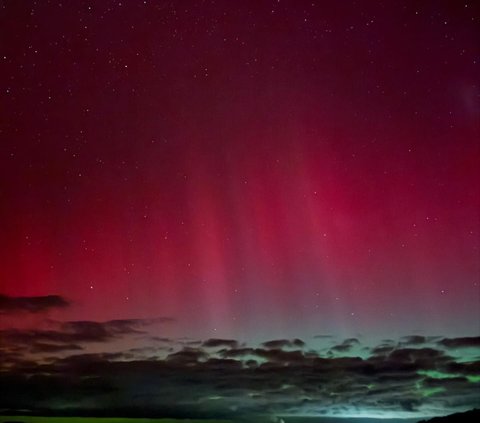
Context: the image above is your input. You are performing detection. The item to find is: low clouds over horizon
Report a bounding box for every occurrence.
[0,293,479,420]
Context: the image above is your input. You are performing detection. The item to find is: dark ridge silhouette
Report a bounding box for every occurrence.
[419,409,480,423]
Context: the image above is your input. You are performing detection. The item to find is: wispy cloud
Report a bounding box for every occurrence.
[0,294,69,314]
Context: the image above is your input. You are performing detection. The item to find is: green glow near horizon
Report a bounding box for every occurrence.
[418,370,480,383]
[422,387,446,397]
[415,380,445,398]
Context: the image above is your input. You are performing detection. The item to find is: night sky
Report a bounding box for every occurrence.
[0,0,479,420]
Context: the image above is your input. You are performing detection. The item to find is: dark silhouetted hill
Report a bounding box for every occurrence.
[419,409,480,423]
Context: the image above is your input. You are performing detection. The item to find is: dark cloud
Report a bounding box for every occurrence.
[0,318,174,362]
[202,338,239,349]
[29,342,83,354]
[371,344,396,356]
[150,336,174,343]
[438,336,480,348]
[0,321,135,346]
[0,294,69,314]
[262,339,306,349]
[128,346,170,355]
[388,347,447,362]
[330,338,360,353]
[58,352,132,365]
[166,347,208,364]
[443,359,480,375]
[219,347,256,358]
[0,335,478,419]
[254,348,307,364]
[61,319,148,340]
[401,335,428,345]
[0,328,99,346]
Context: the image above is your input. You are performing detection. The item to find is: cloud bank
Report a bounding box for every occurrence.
[1,293,478,420]
[1,328,479,419]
